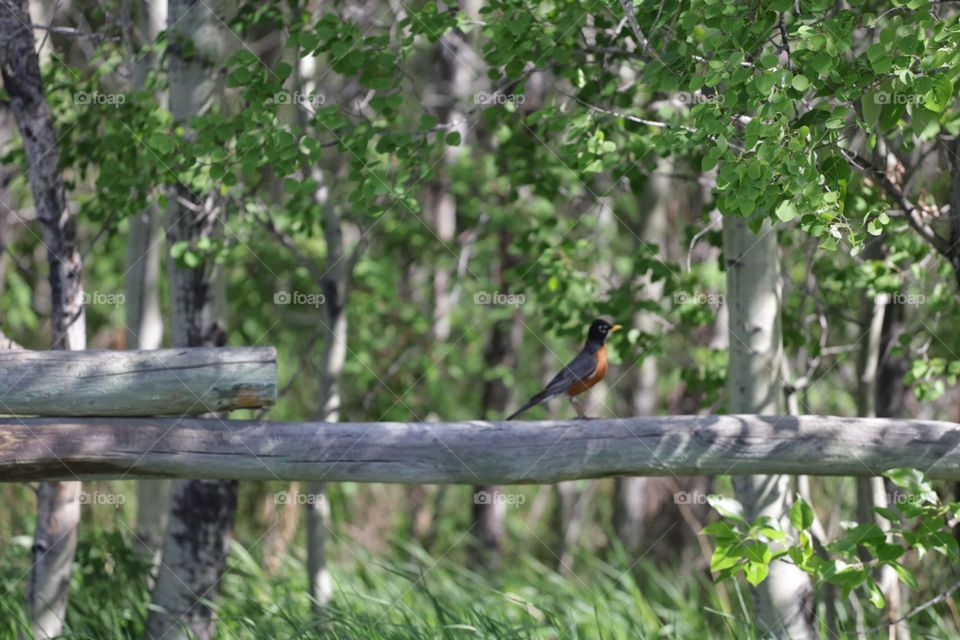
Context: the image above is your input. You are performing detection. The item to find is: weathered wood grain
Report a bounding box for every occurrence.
[0,347,276,416]
[2,414,959,483]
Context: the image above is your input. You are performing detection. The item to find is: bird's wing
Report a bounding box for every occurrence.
[538,349,599,399]
[505,348,599,420]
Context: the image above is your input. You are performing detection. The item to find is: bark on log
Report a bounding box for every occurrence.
[2,414,960,483]
[0,347,276,415]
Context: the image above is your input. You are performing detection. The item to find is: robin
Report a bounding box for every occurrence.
[507,319,622,420]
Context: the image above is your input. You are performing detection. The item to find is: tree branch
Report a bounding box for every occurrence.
[840,148,952,255]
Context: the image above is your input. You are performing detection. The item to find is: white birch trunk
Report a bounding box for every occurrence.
[145,1,235,638]
[306,176,349,610]
[0,2,86,635]
[724,216,816,639]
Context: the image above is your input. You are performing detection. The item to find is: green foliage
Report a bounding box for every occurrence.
[706,469,959,610]
[5,0,960,633]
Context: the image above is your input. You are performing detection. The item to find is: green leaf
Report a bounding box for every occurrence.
[875,542,905,562]
[702,521,736,537]
[757,526,786,542]
[824,561,869,590]
[826,107,851,129]
[170,241,188,261]
[745,561,769,586]
[708,495,746,521]
[148,132,174,155]
[702,146,723,172]
[711,542,743,572]
[776,200,799,222]
[275,62,293,82]
[912,107,940,140]
[891,562,919,589]
[808,52,832,75]
[790,496,814,531]
[418,114,438,130]
[868,579,886,609]
[792,75,810,92]
[445,132,462,146]
[861,91,882,126]
[925,76,953,113]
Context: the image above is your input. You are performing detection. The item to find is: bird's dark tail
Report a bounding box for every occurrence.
[506,393,548,420]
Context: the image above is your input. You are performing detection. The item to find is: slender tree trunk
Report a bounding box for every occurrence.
[145,2,235,638]
[26,0,54,65]
[852,249,888,638]
[470,236,522,569]
[128,208,168,571]
[306,179,349,610]
[723,217,816,639]
[127,0,169,573]
[425,0,476,344]
[873,297,910,639]
[0,2,86,636]
[0,105,19,329]
[410,0,480,542]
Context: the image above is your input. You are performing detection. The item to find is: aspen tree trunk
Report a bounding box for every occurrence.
[127,0,169,572]
[145,2,235,638]
[26,0,54,65]
[852,246,886,639]
[295,6,354,603]
[872,296,910,639]
[424,0,476,344]
[305,182,349,610]
[0,2,86,636]
[410,0,481,542]
[723,217,816,639]
[470,232,522,569]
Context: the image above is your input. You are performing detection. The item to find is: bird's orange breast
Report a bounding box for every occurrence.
[566,345,607,396]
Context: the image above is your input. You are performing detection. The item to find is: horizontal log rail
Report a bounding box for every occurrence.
[1,415,959,483]
[0,347,276,416]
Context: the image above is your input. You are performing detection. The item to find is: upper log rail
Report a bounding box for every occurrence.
[0,347,276,416]
[2,414,959,483]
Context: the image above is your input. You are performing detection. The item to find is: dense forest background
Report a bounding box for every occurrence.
[2,0,960,638]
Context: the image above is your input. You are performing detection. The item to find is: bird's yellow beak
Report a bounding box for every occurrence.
[610,324,623,333]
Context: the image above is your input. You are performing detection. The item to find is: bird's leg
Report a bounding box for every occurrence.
[571,396,587,420]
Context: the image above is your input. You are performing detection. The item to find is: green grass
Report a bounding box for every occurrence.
[1,524,958,639]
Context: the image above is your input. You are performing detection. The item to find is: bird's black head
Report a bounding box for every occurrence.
[586,318,622,343]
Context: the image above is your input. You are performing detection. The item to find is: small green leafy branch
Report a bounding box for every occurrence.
[705,468,960,612]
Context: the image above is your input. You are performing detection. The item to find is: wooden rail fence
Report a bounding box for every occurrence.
[1,415,958,483]
[2,349,955,483]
